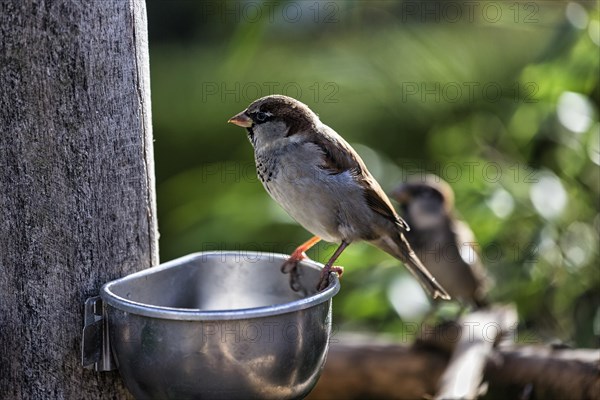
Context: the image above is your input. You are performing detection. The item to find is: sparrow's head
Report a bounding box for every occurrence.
[391,175,454,228]
[228,95,319,148]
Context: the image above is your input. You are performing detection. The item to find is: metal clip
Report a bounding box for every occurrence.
[81,296,116,371]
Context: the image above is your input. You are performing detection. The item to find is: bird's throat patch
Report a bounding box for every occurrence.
[246,127,256,146]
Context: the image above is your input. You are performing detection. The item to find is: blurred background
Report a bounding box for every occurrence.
[146,0,599,348]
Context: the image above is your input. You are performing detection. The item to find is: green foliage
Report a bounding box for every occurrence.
[148,1,600,347]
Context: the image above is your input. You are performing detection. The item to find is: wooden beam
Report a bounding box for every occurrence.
[0,0,157,397]
[308,334,449,400]
[309,331,599,399]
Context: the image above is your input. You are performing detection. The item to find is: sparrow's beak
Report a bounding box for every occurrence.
[228,111,253,128]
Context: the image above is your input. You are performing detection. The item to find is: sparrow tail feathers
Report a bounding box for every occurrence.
[376,232,451,300]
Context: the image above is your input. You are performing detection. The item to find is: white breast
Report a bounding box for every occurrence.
[259,142,363,243]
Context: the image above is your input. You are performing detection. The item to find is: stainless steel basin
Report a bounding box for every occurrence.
[99,251,340,400]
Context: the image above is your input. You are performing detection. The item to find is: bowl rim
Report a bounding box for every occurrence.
[100,251,340,321]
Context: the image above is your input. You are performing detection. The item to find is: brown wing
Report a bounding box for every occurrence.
[310,125,409,230]
[363,181,410,230]
[309,126,363,176]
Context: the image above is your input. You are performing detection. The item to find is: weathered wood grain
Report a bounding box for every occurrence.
[0,0,157,398]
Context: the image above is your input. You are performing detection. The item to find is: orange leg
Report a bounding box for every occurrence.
[281,236,321,273]
[281,236,321,292]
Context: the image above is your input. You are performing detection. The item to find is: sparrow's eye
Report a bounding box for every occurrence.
[255,111,269,122]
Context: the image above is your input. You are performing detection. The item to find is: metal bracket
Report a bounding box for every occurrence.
[81,296,116,371]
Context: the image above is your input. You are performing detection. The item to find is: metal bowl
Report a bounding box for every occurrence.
[100,251,340,400]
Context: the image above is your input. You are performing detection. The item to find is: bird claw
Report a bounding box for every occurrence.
[317,265,344,291]
[331,265,344,277]
[289,272,303,292]
[281,252,307,273]
[281,252,310,292]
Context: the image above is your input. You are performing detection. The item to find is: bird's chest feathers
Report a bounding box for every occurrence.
[255,153,278,185]
[254,143,355,242]
[255,144,321,200]
[255,141,323,189]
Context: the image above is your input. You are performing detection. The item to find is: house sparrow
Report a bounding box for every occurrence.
[228,95,449,299]
[391,175,488,307]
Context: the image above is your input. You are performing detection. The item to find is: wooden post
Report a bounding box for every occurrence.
[0,0,158,398]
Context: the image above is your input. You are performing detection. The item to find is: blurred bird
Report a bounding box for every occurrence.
[228,95,449,299]
[392,175,488,308]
